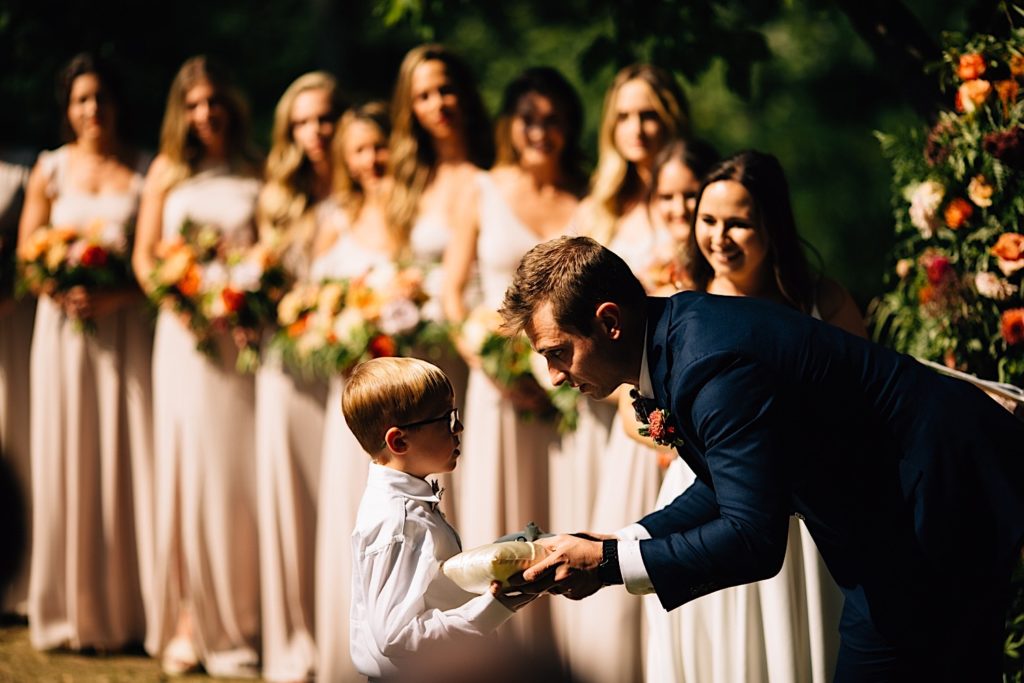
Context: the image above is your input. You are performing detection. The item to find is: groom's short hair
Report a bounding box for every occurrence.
[500,236,646,335]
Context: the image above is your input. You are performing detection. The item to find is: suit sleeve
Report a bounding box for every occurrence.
[639,356,792,611]
[638,476,719,538]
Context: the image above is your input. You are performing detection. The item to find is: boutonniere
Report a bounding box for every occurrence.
[631,388,685,448]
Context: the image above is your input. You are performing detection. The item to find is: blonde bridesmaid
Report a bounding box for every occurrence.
[314,102,395,683]
[21,53,153,652]
[386,44,495,527]
[254,71,344,683]
[563,63,690,683]
[132,55,263,677]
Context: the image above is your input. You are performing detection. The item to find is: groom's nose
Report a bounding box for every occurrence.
[549,366,567,386]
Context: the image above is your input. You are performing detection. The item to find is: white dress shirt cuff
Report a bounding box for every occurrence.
[613,524,654,595]
[464,592,516,632]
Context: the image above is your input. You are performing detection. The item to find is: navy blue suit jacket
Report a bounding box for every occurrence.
[636,292,1024,640]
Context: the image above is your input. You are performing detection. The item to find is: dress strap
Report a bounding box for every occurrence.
[36,146,68,200]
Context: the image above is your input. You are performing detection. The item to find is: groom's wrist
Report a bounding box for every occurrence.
[597,539,623,585]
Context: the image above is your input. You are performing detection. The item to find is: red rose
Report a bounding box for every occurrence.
[221,287,245,314]
[924,255,952,285]
[80,244,109,268]
[958,53,986,81]
[944,198,973,230]
[368,334,397,358]
[1001,308,1024,346]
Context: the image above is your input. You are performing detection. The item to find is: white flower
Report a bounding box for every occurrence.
[332,307,365,345]
[997,257,1024,277]
[365,262,398,293]
[975,271,1017,300]
[967,175,994,208]
[905,180,945,239]
[317,282,345,313]
[202,262,229,294]
[378,298,421,335]
[99,222,128,253]
[461,308,501,354]
[277,289,306,326]
[296,328,326,357]
[66,239,88,266]
[896,258,913,279]
[230,260,263,292]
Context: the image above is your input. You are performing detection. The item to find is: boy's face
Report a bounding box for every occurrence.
[399,399,463,478]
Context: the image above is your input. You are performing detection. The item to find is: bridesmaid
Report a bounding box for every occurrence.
[132,55,263,677]
[254,71,344,683]
[566,63,690,683]
[20,52,153,652]
[0,153,31,618]
[386,44,494,526]
[314,102,395,683]
[644,150,862,683]
[442,66,585,650]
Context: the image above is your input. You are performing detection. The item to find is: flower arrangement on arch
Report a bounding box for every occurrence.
[460,306,578,433]
[270,262,451,379]
[148,218,288,371]
[872,28,1024,388]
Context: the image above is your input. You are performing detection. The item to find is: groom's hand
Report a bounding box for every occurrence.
[524,534,603,583]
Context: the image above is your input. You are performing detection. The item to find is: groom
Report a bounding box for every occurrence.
[501,236,1024,681]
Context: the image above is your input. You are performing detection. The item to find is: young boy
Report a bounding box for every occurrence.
[343,357,537,680]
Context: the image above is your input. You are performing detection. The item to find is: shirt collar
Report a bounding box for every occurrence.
[638,320,654,399]
[366,463,442,506]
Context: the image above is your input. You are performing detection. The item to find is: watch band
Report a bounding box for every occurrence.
[597,539,623,586]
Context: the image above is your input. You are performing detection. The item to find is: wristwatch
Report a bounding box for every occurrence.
[597,539,623,586]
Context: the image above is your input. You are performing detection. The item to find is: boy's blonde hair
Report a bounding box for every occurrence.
[342,357,454,458]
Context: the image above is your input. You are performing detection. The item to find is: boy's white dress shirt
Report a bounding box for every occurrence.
[350,464,514,679]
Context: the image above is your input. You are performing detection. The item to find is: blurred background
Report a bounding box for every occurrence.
[0,0,987,306]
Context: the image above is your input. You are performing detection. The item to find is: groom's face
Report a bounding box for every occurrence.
[526,300,624,400]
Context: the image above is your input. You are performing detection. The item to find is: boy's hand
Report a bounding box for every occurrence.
[490,568,559,612]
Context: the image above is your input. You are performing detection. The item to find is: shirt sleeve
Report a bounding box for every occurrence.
[360,513,514,662]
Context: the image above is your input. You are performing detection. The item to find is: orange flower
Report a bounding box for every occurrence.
[958,53,986,80]
[1011,54,1024,79]
[53,226,78,243]
[1001,308,1024,346]
[287,314,309,338]
[368,334,397,358]
[992,233,1024,261]
[221,287,245,314]
[918,285,935,305]
[996,79,1019,113]
[943,197,973,229]
[956,79,992,113]
[177,264,202,298]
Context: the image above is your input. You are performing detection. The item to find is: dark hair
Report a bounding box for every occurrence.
[56,52,124,142]
[649,137,720,200]
[688,150,816,313]
[500,236,646,335]
[496,66,587,193]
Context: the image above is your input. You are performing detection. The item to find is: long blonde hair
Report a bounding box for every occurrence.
[258,72,344,271]
[333,101,391,224]
[385,44,492,248]
[156,55,261,193]
[588,64,690,245]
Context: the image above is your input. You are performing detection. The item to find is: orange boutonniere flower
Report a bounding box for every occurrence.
[220,287,245,315]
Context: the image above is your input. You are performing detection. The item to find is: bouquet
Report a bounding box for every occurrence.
[460,307,578,433]
[872,29,1024,388]
[272,262,451,379]
[17,219,134,329]
[150,219,288,371]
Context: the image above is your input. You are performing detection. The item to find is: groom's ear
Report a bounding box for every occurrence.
[594,302,623,340]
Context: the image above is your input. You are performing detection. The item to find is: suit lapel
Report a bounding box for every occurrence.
[646,295,713,487]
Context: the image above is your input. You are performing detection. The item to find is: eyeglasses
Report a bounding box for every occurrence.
[396,408,460,434]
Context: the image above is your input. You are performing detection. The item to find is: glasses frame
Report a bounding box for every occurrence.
[395,407,459,434]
